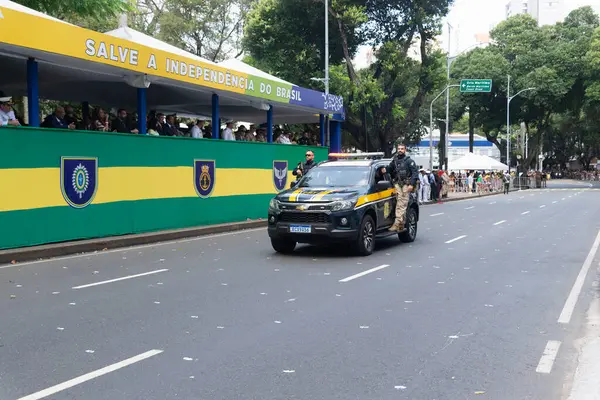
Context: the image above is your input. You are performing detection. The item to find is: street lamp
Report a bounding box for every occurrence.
[506,75,536,172]
[430,84,459,170]
[443,23,486,170]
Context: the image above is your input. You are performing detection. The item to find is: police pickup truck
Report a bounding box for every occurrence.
[267,152,419,256]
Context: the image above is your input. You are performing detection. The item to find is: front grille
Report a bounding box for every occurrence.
[279,212,330,224]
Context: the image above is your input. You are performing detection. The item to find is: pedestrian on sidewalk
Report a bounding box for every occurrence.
[503,171,510,194]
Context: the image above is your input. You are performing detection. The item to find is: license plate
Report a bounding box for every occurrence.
[289,225,311,233]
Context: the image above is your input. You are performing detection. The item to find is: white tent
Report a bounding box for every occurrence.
[449,152,508,171]
[104,26,219,66]
[219,58,293,85]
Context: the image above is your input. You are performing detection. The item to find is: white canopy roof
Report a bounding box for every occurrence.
[219,58,293,85]
[449,152,508,171]
[104,26,218,66]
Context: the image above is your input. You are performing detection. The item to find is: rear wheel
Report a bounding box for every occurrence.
[356,215,376,256]
[271,238,296,254]
[399,207,417,243]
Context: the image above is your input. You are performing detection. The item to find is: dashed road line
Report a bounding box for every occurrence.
[17,349,163,400]
[72,269,169,289]
[445,235,467,244]
[430,213,444,217]
[464,206,475,210]
[521,211,530,215]
[536,340,561,374]
[493,220,506,226]
[339,264,390,283]
[540,205,546,208]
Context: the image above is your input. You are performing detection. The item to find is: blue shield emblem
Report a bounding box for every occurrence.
[194,160,216,198]
[273,160,288,191]
[61,157,98,208]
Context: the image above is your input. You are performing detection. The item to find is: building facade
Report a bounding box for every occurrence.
[505,0,566,26]
[409,132,501,170]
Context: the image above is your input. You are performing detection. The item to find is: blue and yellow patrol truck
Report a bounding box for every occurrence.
[267,152,420,255]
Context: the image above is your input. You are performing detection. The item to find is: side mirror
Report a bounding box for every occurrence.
[375,181,392,191]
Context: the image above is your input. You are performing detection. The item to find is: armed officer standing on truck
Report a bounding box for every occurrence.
[291,150,316,186]
[381,143,419,232]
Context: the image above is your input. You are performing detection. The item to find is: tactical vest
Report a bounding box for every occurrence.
[394,156,409,181]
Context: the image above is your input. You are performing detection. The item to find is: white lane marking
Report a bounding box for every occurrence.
[536,340,561,374]
[552,201,558,204]
[558,229,600,324]
[72,269,169,289]
[465,206,475,210]
[339,264,390,283]
[17,349,163,400]
[489,201,496,205]
[445,235,467,244]
[521,211,530,215]
[493,220,507,226]
[540,205,546,208]
[430,213,444,217]
[0,228,266,269]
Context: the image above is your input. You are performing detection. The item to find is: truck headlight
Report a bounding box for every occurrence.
[331,199,356,211]
[269,199,280,210]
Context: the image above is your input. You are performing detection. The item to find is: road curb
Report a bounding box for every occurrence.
[0,220,267,265]
[421,189,511,206]
[0,189,522,265]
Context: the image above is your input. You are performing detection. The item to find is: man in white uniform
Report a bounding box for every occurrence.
[0,97,21,127]
[222,121,235,140]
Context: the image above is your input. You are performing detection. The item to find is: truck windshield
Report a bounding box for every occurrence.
[299,166,371,187]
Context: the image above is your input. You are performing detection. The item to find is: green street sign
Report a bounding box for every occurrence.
[460,79,492,93]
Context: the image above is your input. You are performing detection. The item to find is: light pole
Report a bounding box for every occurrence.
[506,75,536,172]
[324,0,330,145]
[430,84,460,170]
[444,22,452,172]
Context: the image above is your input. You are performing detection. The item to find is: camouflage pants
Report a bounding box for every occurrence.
[394,184,410,226]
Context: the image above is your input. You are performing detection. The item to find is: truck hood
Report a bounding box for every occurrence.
[276,187,365,203]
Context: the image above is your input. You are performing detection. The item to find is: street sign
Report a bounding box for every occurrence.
[460,79,492,93]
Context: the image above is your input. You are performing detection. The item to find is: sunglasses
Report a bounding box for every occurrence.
[306,154,313,157]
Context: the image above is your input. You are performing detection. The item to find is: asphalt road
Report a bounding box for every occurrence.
[1,184,600,400]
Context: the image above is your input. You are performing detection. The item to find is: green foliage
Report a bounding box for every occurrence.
[447,6,600,169]
[15,0,132,21]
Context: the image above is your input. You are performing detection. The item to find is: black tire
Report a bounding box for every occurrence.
[271,238,296,254]
[356,215,376,256]
[398,207,417,243]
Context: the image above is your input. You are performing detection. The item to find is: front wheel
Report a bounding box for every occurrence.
[356,215,376,256]
[271,238,296,254]
[399,207,417,243]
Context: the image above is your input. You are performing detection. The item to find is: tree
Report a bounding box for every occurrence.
[157,0,254,62]
[244,0,454,154]
[15,0,131,22]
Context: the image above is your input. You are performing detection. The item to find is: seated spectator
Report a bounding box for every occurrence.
[64,105,78,126]
[203,124,213,139]
[0,97,21,127]
[112,109,139,134]
[43,106,76,130]
[163,114,182,136]
[94,108,111,131]
[79,116,93,131]
[298,131,311,146]
[244,130,255,141]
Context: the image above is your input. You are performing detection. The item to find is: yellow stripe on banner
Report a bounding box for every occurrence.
[0,167,296,212]
[0,168,64,212]
[355,189,395,207]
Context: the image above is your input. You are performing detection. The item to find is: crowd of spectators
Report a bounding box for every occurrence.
[0,98,322,146]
